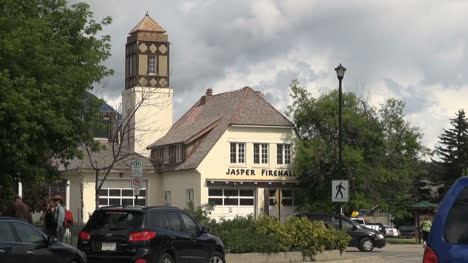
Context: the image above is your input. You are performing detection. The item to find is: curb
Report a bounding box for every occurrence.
[287,255,385,263]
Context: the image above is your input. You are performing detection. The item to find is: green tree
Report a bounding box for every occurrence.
[0,0,113,208]
[433,110,468,192]
[287,80,427,217]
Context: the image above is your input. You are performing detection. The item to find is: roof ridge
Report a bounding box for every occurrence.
[251,89,294,126]
[230,87,251,124]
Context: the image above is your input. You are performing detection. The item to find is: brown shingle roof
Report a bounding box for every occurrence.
[147,87,293,171]
[129,14,166,34]
[58,141,154,173]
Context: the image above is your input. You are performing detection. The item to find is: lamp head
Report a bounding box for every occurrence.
[335,64,346,80]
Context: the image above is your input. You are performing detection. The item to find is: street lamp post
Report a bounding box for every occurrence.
[335,64,346,230]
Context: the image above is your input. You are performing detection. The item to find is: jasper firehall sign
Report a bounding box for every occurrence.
[225,168,296,177]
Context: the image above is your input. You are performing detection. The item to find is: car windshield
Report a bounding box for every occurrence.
[87,210,144,230]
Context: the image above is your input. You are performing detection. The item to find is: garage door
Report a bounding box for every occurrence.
[208,188,255,220]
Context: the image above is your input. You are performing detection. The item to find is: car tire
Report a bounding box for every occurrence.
[209,251,225,263]
[358,237,374,252]
[159,253,174,263]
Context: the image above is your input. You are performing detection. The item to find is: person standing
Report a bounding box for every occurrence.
[5,196,33,223]
[421,216,432,247]
[40,199,57,237]
[52,195,65,242]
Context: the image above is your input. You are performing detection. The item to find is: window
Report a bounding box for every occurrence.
[169,145,176,163]
[208,188,254,206]
[164,191,171,206]
[12,222,44,243]
[230,143,245,164]
[180,213,199,233]
[98,188,146,207]
[277,144,292,165]
[0,222,16,242]
[163,146,169,164]
[176,144,183,162]
[186,189,194,203]
[445,187,468,244]
[254,143,269,164]
[269,189,295,207]
[165,212,183,232]
[148,55,156,75]
[87,210,144,229]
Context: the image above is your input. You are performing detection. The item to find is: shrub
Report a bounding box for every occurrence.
[184,204,351,254]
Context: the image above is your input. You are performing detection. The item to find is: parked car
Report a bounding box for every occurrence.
[424,176,468,263]
[398,225,416,238]
[294,213,386,252]
[0,216,86,263]
[78,206,225,263]
[365,223,386,234]
[384,225,399,237]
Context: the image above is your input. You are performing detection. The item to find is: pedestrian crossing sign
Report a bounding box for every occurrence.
[332,180,349,202]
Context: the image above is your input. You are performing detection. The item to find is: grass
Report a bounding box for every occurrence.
[386,238,419,245]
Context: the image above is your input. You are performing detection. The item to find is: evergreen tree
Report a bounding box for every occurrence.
[433,110,468,190]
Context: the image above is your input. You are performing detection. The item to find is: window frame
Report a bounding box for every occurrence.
[148,55,157,75]
[176,144,183,162]
[254,143,269,164]
[98,187,146,207]
[277,144,292,165]
[230,142,245,164]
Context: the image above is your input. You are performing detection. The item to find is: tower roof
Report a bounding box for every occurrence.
[129,13,166,34]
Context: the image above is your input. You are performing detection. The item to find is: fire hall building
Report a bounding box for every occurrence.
[60,14,298,223]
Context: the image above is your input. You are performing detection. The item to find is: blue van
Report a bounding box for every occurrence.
[425,176,468,263]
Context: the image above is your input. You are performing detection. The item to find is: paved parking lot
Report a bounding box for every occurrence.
[345,244,424,263]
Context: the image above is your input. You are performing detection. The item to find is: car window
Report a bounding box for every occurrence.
[87,210,144,230]
[165,212,183,232]
[12,222,44,244]
[180,213,199,233]
[148,212,165,229]
[444,187,468,244]
[0,222,17,242]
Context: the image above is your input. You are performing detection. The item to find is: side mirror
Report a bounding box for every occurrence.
[200,226,209,234]
[352,225,357,231]
[47,236,57,245]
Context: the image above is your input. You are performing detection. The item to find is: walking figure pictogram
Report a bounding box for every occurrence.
[335,182,346,199]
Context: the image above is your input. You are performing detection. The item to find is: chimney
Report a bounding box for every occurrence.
[255,91,264,99]
[200,88,213,105]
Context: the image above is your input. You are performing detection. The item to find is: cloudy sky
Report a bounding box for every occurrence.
[80,0,468,151]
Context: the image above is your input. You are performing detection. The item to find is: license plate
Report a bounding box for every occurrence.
[101,242,116,251]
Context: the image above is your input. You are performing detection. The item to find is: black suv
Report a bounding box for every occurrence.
[78,206,224,263]
[294,213,386,252]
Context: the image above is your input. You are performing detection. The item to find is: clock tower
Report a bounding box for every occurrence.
[122,14,173,157]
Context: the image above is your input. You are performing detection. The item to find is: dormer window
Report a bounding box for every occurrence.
[176,144,183,162]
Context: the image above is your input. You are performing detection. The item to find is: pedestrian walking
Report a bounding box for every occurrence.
[52,195,65,242]
[421,216,432,247]
[40,199,57,237]
[5,196,33,223]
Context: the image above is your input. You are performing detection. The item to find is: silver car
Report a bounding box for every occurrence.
[384,225,399,237]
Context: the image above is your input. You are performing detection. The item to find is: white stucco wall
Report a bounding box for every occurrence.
[122,87,173,157]
[196,125,297,220]
[160,170,201,210]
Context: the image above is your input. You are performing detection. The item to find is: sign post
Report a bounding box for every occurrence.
[274,189,283,220]
[332,180,349,230]
[131,159,143,204]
